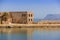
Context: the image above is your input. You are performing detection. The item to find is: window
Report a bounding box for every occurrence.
[31,14,32,17]
[31,19,32,21]
[22,14,26,17]
[29,19,32,21]
[29,19,30,21]
[29,14,32,17]
[29,14,30,17]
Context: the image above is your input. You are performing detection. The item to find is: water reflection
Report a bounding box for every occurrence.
[33,30,60,40]
[1,28,60,40]
[0,28,27,40]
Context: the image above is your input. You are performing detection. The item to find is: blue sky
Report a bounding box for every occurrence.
[0,0,60,19]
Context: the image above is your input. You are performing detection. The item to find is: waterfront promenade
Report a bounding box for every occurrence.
[0,24,60,33]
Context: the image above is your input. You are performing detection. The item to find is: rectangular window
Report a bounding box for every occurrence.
[22,14,26,17]
[31,19,32,21]
[31,14,32,17]
[29,19,30,21]
[29,14,30,17]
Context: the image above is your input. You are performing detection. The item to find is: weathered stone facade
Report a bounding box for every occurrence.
[0,11,34,24]
[0,12,11,24]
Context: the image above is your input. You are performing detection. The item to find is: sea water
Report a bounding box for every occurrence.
[0,28,60,40]
[0,32,27,40]
[0,28,27,40]
[33,30,60,40]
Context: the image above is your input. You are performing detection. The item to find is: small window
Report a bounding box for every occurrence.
[29,19,30,21]
[22,14,26,17]
[29,14,30,17]
[31,14,32,17]
[31,19,32,21]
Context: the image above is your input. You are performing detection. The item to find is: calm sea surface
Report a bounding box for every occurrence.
[33,30,60,40]
[0,28,60,40]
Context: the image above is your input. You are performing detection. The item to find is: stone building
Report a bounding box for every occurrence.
[0,11,34,24]
[0,12,12,24]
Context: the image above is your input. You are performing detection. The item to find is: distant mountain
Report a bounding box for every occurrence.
[34,14,60,22]
[44,14,60,20]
